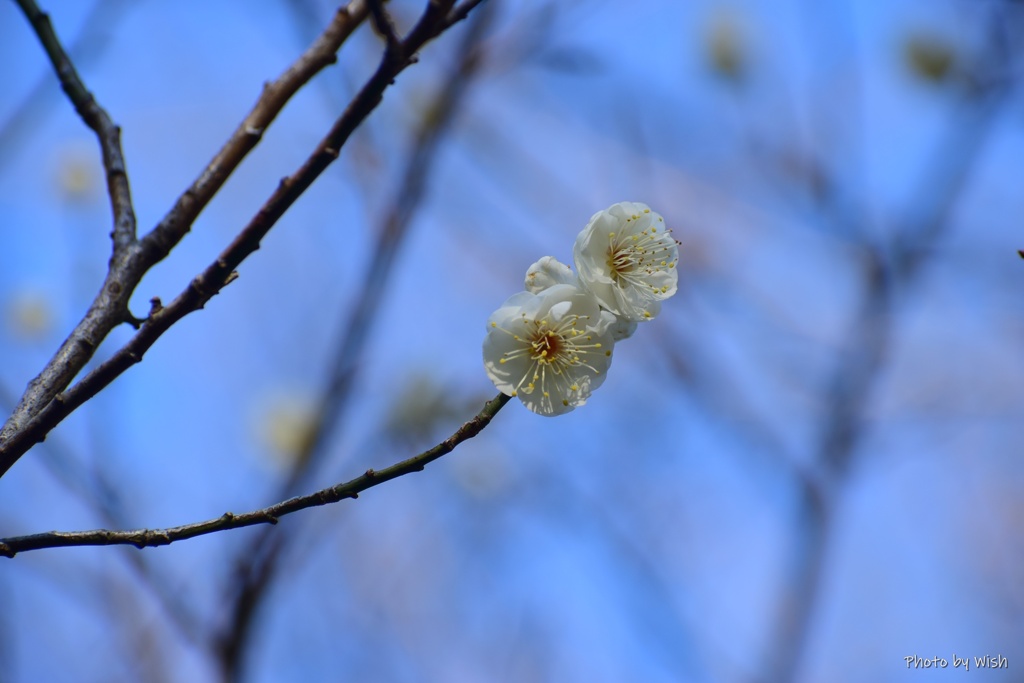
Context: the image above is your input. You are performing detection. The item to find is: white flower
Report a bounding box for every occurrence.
[525,256,575,293]
[608,318,638,342]
[573,201,679,323]
[525,256,638,341]
[483,284,616,416]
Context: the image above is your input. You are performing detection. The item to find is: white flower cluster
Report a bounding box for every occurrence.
[483,201,680,416]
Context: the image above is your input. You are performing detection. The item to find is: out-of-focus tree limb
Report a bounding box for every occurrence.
[0,392,510,557]
[767,18,1013,682]
[0,382,205,646]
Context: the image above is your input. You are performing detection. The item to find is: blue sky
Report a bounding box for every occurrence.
[1,1,1022,682]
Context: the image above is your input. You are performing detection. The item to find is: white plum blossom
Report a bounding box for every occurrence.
[524,256,638,341]
[483,202,677,416]
[607,317,638,342]
[573,201,679,323]
[525,256,576,293]
[483,284,616,416]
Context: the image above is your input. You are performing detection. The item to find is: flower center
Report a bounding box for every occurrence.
[532,330,564,362]
[605,218,680,296]
[607,247,637,285]
[492,311,610,410]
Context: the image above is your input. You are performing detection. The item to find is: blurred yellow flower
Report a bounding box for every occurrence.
[254,391,319,468]
[904,33,956,84]
[53,142,100,203]
[6,290,54,342]
[705,11,747,82]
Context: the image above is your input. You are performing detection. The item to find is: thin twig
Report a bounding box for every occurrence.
[445,0,488,28]
[0,393,510,557]
[0,0,132,176]
[12,0,137,252]
[367,0,403,58]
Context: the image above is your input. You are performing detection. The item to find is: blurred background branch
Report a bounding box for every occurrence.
[215,5,496,680]
[766,7,1017,680]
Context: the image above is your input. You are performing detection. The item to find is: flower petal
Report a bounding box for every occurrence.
[573,202,679,322]
[525,256,577,293]
[482,284,616,416]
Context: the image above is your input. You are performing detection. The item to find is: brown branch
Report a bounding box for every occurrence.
[0,393,510,558]
[0,1,371,474]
